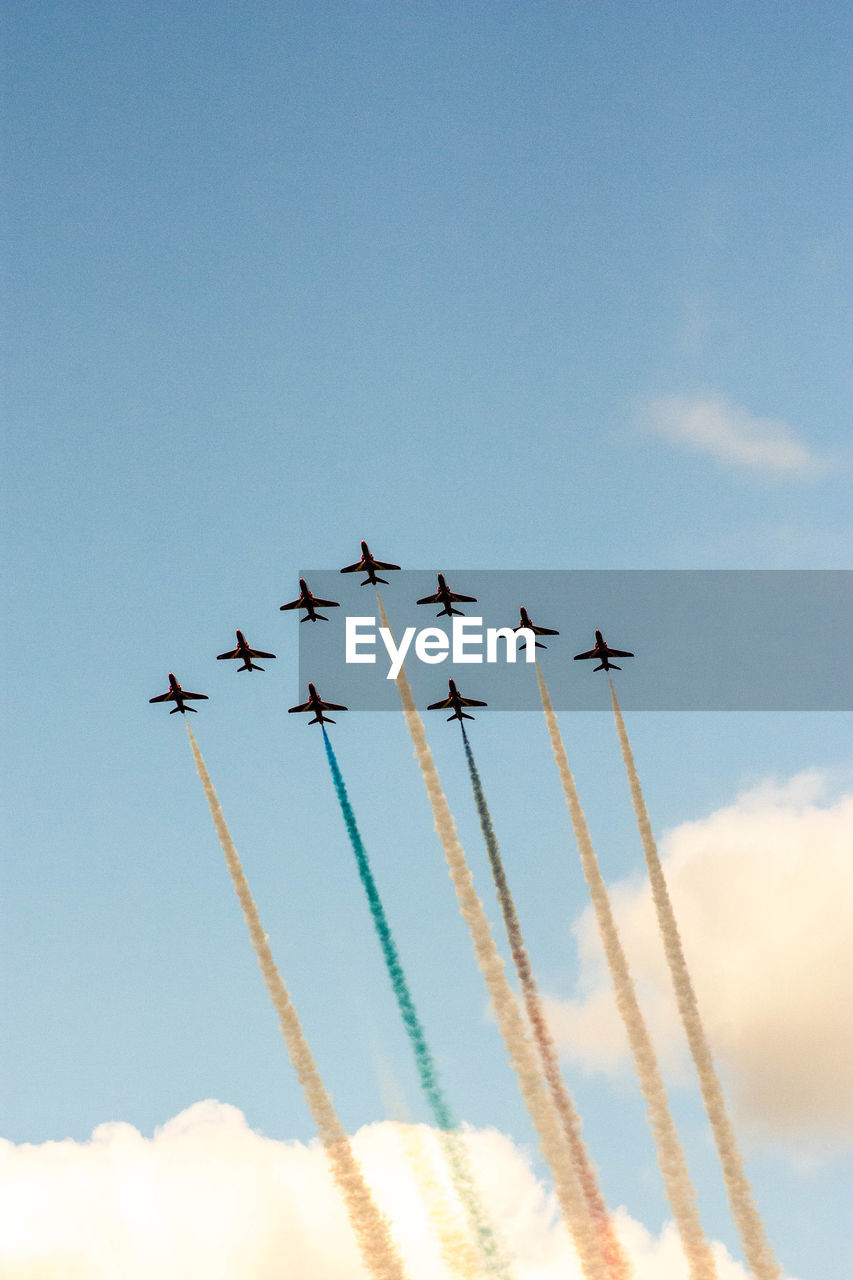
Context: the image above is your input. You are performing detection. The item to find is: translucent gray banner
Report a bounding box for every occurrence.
[295,570,852,712]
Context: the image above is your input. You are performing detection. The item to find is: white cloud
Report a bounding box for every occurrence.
[645,394,829,476]
[544,771,853,1150]
[0,1102,773,1279]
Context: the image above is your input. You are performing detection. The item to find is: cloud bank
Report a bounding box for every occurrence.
[0,1102,767,1279]
[544,771,853,1149]
[644,395,828,476]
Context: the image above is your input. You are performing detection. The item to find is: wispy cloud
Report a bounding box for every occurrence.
[645,394,829,477]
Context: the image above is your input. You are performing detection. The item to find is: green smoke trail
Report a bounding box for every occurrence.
[321,728,513,1280]
[460,726,632,1280]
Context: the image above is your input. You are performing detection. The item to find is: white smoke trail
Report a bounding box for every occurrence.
[186,724,409,1280]
[608,680,782,1280]
[375,595,608,1280]
[535,669,718,1280]
[398,1123,486,1280]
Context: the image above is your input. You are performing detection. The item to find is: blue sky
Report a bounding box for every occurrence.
[2,4,851,1278]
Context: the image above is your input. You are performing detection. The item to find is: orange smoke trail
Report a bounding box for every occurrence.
[376,595,608,1280]
[535,668,718,1280]
[398,1123,485,1280]
[608,680,782,1280]
[186,724,408,1280]
[461,726,633,1280]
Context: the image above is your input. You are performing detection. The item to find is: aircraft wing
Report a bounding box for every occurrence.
[216,647,242,660]
[289,699,312,713]
[279,598,303,610]
[573,648,599,661]
[246,647,276,659]
[534,624,559,635]
[457,695,487,707]
[181,691,208,700]
[311,597,340,608]
[427,695,454,710]
[606,647,634,658]
[372,559,400,571]
[317,699,348,711]
[149,691,174,702]
[340,560,364,574]
[417,588,476,605]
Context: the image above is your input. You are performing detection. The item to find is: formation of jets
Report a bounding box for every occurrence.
[150,540,633,723]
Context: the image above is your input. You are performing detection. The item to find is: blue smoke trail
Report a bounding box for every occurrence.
[322,728,513,1280]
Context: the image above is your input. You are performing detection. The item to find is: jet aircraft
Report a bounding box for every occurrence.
[573,630,634,671]
[288,683,348,725]
[514,606,560,649]
[427,678,488,722]
[216,630,276,672]
[417,573,478,617]
[280,578,340,622]
[149,673,209,714]
[340,541,401,586]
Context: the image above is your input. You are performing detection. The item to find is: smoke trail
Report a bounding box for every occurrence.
[375,595,608,1280]
[535,667,717,1280]
[186,724,408,1280]
[608,681,782,1280]
[460,726,633,1280]
[398,1122,485,1280]
[322,728,511,1280]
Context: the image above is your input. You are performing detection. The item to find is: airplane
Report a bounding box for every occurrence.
[573,630,634,672]
[427,678,488,722]
[149,673,209,714]
[417,573,478,617]
[216,630,277,672]
[514,606,560,650]
[340,541,401,586]
[280,578,340,622]
[288,683,348,725]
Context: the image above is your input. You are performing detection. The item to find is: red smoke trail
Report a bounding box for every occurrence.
[376,593,609,1280]
[461,725,633,1280]
[608,679,782,1280]
[536,668,718,1280]
[186,724,408,1280]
